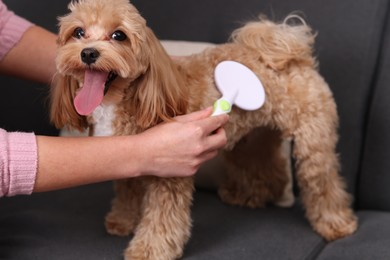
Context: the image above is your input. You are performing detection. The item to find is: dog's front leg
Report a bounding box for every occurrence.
[124,177,194,260]
[105,179,144,236]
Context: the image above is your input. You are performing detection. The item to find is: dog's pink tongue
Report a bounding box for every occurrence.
[74,70,108,115]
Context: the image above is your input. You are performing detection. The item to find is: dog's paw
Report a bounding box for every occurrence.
[105,213,136,237]
[312,209,358,241]
[124,241,182,260]
[218,186,267,208]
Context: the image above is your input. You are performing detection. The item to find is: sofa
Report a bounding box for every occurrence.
[1,0,390,259]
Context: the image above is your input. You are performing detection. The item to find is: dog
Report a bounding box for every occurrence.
[50,0,357,259]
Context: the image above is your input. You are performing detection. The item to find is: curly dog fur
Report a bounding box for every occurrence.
[51,0,357,259]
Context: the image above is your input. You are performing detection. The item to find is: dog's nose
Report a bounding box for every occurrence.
[80,48,100,65]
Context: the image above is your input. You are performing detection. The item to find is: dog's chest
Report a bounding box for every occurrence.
[91,104,117,136]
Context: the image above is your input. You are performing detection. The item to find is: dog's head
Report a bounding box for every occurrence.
[51,0,188,130]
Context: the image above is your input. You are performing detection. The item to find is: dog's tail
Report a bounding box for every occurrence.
[231,15,317,70]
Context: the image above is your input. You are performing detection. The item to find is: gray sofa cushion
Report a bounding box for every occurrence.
[4,184,390,260]
[317,211,390,260]
[0,183,324,260]
[0,183,125,260]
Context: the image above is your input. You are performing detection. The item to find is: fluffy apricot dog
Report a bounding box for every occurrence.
[51,0,357,259]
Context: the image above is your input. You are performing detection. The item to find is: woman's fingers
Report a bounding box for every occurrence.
[203,127,227,152]
[174,107,213,123]
[196,114,229,137]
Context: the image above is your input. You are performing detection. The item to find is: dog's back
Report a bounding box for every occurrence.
[231,16,316,70]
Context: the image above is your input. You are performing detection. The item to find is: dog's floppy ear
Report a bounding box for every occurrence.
[50,74,88,131]
[132,28,189,128]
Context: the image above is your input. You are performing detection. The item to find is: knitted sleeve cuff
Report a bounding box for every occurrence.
[0,130,37,197]
[0,4,34,60]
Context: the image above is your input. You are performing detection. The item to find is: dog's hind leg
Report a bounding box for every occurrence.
[105,179,144,236]
[218,127,292,208]
[269,74,358,240]
[288,112,357,240]
[124,177,194,260]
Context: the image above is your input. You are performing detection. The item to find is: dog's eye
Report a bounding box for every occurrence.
[111,30,127,41]
[73,27,85,39]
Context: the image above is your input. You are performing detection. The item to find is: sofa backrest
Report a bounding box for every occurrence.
[359,9,390,211]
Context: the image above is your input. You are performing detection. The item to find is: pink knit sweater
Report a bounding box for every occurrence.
[0,0,37,197]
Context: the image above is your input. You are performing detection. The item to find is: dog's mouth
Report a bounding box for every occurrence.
[74,69,118,116]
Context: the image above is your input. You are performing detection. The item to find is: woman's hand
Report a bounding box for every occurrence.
[137,107,229,177]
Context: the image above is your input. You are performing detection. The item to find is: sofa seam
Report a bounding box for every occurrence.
[303,239,327,260]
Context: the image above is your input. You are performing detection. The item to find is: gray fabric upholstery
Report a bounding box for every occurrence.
[0,183,125,260]
[0,183,324,260]
[359,9,390,211]
[317,211,390,259]
[2,0,390,259]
